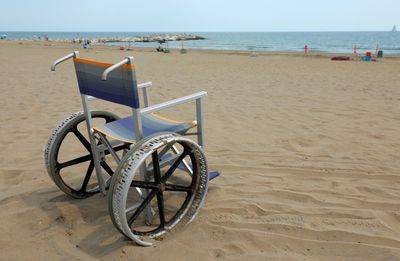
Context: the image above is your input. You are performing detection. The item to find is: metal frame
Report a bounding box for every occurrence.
[51,51,207,195]
[52,51,109,194]
[141,91,207,148]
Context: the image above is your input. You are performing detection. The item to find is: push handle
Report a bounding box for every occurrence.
[51,51,79,71]
[101,56,134,81]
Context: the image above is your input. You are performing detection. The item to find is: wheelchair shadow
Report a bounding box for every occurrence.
[24,175,220,258]
[25,187,141,258]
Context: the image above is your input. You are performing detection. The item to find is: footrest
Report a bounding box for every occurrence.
[208,171,220,180]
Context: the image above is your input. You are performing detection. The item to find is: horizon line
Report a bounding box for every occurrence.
[0,30,397,33]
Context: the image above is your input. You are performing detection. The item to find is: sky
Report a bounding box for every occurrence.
[1,0,399,32]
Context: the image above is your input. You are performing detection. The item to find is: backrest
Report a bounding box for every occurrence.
[73,58,140,108]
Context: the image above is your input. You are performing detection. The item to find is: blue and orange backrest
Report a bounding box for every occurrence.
[73,58,140,109]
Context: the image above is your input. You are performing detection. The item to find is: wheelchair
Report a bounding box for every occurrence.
[44,51,219,246]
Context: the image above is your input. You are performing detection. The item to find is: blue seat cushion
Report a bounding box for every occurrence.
[93,113,196,143]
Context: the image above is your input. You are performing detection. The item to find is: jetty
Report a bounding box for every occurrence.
[10,33,206,44]
[73,34,205,44]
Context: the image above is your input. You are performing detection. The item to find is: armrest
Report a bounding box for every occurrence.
[137,81,152,89]
[141,91,207,114]
[138,82,152,107]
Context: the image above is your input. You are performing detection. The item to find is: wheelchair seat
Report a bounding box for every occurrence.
[93,113,196,143]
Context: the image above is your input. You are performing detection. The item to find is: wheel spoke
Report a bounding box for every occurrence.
[152,151,161,182]
[72,128,92,152]
[57,154,92,170]
[157,191,166,227]
[128,189,157,226]
[165,183,193,192]
[125,202,142,214]
[161,150,189,182]
[100,162,114,176]
[79,161,94,192]
[131,180,158,190]
[158,144,173,159]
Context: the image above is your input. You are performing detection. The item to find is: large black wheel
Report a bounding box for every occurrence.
[44,111,129,199]
[108,132,209,246]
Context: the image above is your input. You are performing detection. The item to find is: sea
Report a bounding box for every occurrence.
[1,31,400,54]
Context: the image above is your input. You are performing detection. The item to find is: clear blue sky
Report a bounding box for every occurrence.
[1,0,399,32]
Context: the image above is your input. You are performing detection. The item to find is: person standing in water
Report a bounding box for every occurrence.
[304,45,309,54]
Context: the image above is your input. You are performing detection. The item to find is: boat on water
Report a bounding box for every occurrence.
[0,34,7,39]
[392,25,397,32]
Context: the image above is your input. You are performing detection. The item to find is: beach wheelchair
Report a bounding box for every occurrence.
[45,51,219,246]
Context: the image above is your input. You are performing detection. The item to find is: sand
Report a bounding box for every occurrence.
[1,41,400,260]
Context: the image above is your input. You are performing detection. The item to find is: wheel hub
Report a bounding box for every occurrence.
[158,182,166,192]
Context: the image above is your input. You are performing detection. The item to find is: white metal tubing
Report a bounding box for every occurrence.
[98,133,121,163]
[81,95,107,195]
[141,91,207,115]
[101,57,132,81]
[132,108,144,141]
[172,145,193,175]
[87,96,97,101]
[138,82,152,107]
[51,51,79,71]
[142,87,151,107]
[78,49,107,195]
[122,56,155,224]
[196,97,205,149]
[137,81,152,89]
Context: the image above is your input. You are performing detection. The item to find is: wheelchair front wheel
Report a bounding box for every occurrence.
[108,132,208,246]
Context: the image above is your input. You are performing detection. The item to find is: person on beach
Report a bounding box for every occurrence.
[304,45,309,54]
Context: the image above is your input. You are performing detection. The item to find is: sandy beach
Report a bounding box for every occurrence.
[1,41,400,260]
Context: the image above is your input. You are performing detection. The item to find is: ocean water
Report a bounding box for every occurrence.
[2,31,400,54]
